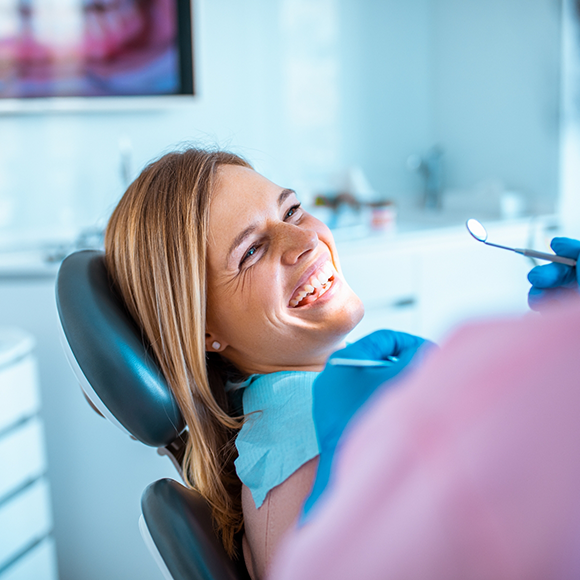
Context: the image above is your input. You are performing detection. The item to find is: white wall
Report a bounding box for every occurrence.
[559,0,580,236]
[334,0,562,208]
[336,0,434,198]
[432,0,562,209]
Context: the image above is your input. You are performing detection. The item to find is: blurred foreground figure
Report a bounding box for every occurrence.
[270,297,580,580]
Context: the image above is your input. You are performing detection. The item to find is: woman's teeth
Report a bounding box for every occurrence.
[290,262,335,308]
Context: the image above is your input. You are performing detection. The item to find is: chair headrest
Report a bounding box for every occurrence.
[56,250,185,447]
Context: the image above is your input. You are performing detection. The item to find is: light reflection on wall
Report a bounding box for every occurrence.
[280,0,342,197]
[558,0,580,236]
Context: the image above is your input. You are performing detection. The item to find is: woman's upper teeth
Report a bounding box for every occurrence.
[289,261,335,307]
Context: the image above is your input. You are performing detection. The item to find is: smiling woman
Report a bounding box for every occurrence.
[206,164,363,376]
[104,146,363,579]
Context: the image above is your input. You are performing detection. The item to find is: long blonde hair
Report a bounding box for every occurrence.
[105,147,251,555]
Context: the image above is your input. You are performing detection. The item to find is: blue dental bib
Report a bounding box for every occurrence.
[227,370,320,508]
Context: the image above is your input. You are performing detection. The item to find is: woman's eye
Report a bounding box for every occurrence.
[285,203,302,220]
[240,245,258,266]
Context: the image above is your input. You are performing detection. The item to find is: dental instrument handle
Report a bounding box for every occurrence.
[329,357,399,368]
[514,248,577,267]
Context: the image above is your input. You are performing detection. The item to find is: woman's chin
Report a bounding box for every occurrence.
[326,291,364,337]
[343,295,365,333]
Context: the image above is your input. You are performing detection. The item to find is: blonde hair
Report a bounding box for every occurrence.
[104,147,251,555]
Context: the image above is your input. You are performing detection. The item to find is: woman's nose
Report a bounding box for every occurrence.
[280,224,319,265]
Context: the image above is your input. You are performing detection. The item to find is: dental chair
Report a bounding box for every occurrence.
[56,249,250,580]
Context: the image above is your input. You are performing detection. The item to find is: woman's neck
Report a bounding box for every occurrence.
[232,340,348,376]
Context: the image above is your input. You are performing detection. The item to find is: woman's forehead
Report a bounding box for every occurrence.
[212,165,293,222]
[214,164,274,201]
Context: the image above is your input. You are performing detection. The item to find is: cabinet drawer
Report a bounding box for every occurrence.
[0,418,47,501]
[2,537,58,580]
[0,478,52,569]
[0,356,40,432]
[340,248,417,309]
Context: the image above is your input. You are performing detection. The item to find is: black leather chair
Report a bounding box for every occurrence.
[56,250,250,580]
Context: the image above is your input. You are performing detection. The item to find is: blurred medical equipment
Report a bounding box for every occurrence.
[407,145,444,210]
[55,250,250,580]
[466,218,577,266]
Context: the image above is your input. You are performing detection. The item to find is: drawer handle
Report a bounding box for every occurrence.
[392,297,417,308]
[366,296,417,310]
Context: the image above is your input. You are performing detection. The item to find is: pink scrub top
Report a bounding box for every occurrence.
[270,297,580,580]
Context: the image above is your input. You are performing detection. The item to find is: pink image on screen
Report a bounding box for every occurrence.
[0,0,181,98]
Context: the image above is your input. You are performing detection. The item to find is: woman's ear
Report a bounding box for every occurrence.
[205,332,227,352]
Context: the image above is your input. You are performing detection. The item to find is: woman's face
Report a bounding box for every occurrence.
[205,165,364,375]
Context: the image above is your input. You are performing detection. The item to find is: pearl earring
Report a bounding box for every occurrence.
[212,341,221,350]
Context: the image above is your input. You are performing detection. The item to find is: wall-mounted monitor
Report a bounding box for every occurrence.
[0,0,194,112]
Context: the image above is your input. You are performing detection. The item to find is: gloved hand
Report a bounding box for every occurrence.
[528,237,580,311]
[302,329,433,520]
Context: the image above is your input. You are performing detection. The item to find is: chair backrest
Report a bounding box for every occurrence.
[55,249,249,580]
[56,249,185,448]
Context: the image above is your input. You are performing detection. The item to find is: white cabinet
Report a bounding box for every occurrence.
[0,329,58,580]
[338,217,553,343]
[340,239,421,341]
[0,418,47,501]
[2,538,57,580]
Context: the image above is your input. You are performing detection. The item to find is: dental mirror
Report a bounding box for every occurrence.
[329,356,398,368]
[466,218,489,242]
[466,218,577,266]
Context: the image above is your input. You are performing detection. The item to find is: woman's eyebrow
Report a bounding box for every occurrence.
[227,224,257,265]
[225,188,296,265]
[278,188,296,205]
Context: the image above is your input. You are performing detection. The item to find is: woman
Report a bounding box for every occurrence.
[104,146,418,578]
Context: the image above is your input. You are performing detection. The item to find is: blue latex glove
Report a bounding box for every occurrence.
[528,237,580,311]
[302,329,433,521]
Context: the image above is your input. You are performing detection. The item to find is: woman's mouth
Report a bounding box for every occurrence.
[289,261,336,308]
